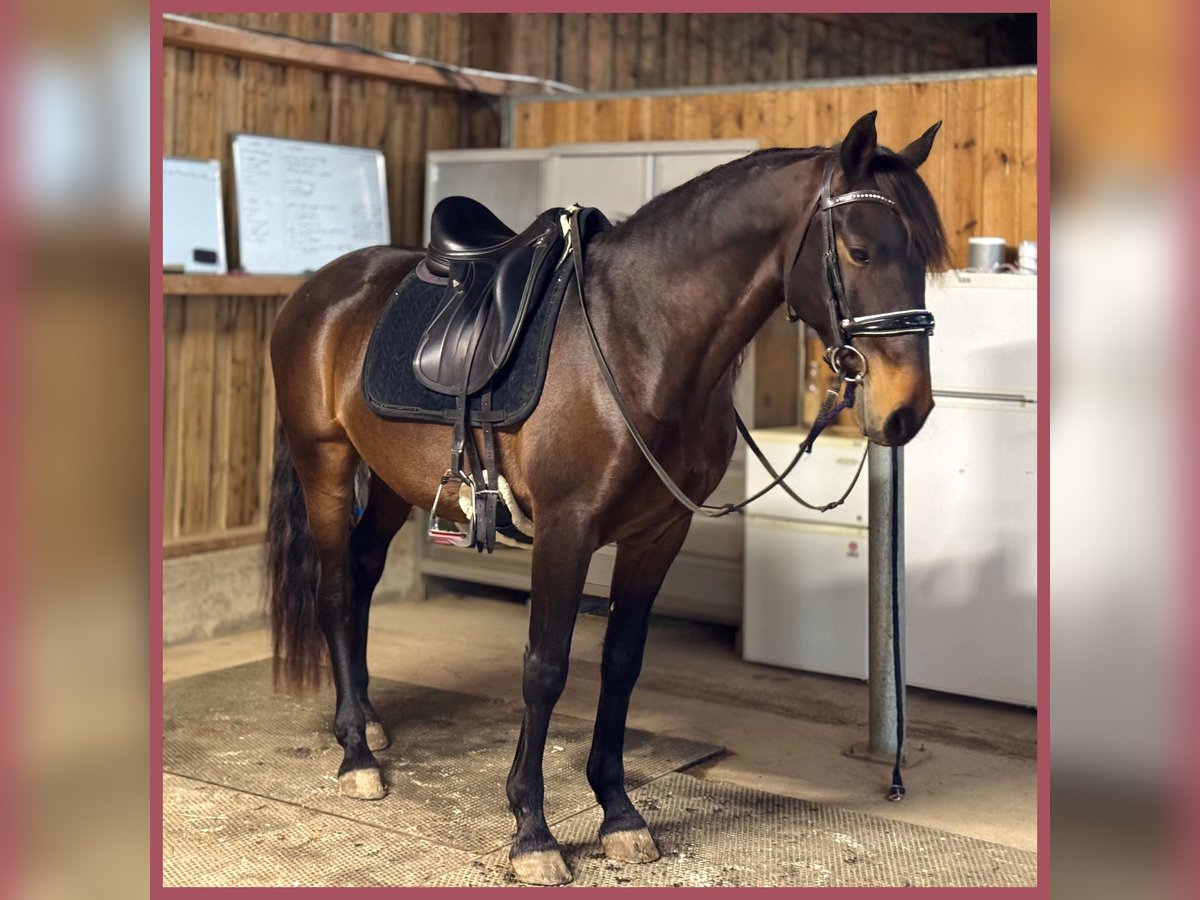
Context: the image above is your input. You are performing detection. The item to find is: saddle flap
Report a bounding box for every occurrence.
[413,216,566,397]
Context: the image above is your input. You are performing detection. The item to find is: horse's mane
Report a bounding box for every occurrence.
[612,144,951,272]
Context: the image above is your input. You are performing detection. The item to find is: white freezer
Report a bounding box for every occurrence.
[743,519,869,679]
[903,394,1038,705]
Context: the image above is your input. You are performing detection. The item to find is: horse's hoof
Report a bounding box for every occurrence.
[602,827,660,864]
[510,849,572,885]
[364,721,390,752]
[338,768,386,801]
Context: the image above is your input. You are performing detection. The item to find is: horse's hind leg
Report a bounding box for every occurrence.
[506,515,594,885]
[587,517,691,864]
[348,473,412,752]
[291,439,385,800]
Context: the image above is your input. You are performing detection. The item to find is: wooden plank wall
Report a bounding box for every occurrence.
[162,15,508,551]
[512,73,1038,266]
[163,291,286,553]
[166,14,505,251]
[502,13,1005,90]
[162,15,1031,550]
[512,71,1036,429]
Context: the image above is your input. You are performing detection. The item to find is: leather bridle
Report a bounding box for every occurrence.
[786,156,936,384]
[571,153,937,519]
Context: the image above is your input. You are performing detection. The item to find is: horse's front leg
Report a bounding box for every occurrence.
[505,515,593,886]
[587,517,691,864]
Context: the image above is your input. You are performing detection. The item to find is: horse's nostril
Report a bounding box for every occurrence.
[884,406,918,445]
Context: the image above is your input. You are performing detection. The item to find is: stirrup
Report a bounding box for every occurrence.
[428,470,475,548]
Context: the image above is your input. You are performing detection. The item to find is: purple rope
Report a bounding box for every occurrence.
[807,380,858,448]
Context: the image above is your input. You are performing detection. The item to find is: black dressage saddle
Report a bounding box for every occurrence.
[415,197,565,395]
[361,196,610,553]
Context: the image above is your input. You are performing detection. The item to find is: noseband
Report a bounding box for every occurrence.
[787,156,935,382]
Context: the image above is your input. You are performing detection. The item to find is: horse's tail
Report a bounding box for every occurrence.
[265,421,325,689]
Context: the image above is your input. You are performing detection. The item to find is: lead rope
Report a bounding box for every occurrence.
[888,443,907,801]
[569,209,865,518]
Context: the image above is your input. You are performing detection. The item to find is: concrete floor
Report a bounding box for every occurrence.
[164,588,1037,857]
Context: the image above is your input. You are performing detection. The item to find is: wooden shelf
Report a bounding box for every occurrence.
[162,273,307,296]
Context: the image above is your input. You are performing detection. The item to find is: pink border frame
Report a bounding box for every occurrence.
[150,3,1048,895]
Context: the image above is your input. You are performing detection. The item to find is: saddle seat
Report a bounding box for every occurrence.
[416,196,566,396]
[425,196,520,270]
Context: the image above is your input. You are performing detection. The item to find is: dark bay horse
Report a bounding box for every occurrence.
[265,111,949,885]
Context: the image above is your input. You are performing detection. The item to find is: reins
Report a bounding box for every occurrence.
[569,209,863,519]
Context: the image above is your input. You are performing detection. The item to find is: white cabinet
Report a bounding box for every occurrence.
[741,434,871,678]
[544,153,647,219]
[425,140,759,241]
[420,141,759,626]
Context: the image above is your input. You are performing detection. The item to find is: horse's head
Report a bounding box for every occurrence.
[786,111,950,446]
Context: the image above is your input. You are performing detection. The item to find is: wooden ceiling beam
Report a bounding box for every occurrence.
[162,16,534,96]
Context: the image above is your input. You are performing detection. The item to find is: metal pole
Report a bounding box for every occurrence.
[867,443,905,760]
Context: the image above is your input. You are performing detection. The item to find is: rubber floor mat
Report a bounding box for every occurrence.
[163,660,722,854]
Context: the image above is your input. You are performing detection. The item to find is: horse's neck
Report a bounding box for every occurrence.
[592,161,811,417]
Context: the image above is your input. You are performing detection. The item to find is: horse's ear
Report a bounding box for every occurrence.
[898,121,943,170]
[840,111,879,179]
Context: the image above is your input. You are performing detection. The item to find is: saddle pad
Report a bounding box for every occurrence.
[361,262,572,426]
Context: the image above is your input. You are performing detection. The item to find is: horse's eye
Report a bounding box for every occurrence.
[849,247,871,265]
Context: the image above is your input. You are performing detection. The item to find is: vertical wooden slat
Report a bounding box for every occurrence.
[767,14,792,82]
[727,14,751,84]
[171,49,194,159]
[710,91,745,139]
[557,14,588,90]
[437,13,462,65]
[178,297,217,536]
[585,13,615,92]
[163,299,185,538]
[189,51,221,159]
[257,298,282,529]
[842,27,864,77]
[636,14,664,88]
[808,20,828,79]
[624,96,651,141]
[786,17,809,81]
[650,94,680,141]
[942,78,985,266]
[208,298,234,531]
[685,14,710,86]
[612,15,639,91]
[980,77,1022,253]
[662,14,689,87]
[805,88,839,146]
[224,298,262,527]
[514,100,545,147]
[1019,76,1038,245]
[748,16,774,84]
[875,80,948,208]
[163,48,177,156]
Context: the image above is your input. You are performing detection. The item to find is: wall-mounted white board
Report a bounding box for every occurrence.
[232,134,390,275]
[162,158,227,273]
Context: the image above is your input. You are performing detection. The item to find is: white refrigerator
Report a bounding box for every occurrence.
[742,272,1038,707]
[904,272,1038,706]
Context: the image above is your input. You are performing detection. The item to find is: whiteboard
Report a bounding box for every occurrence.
[232,134,390,275]
[162,158,227,273]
